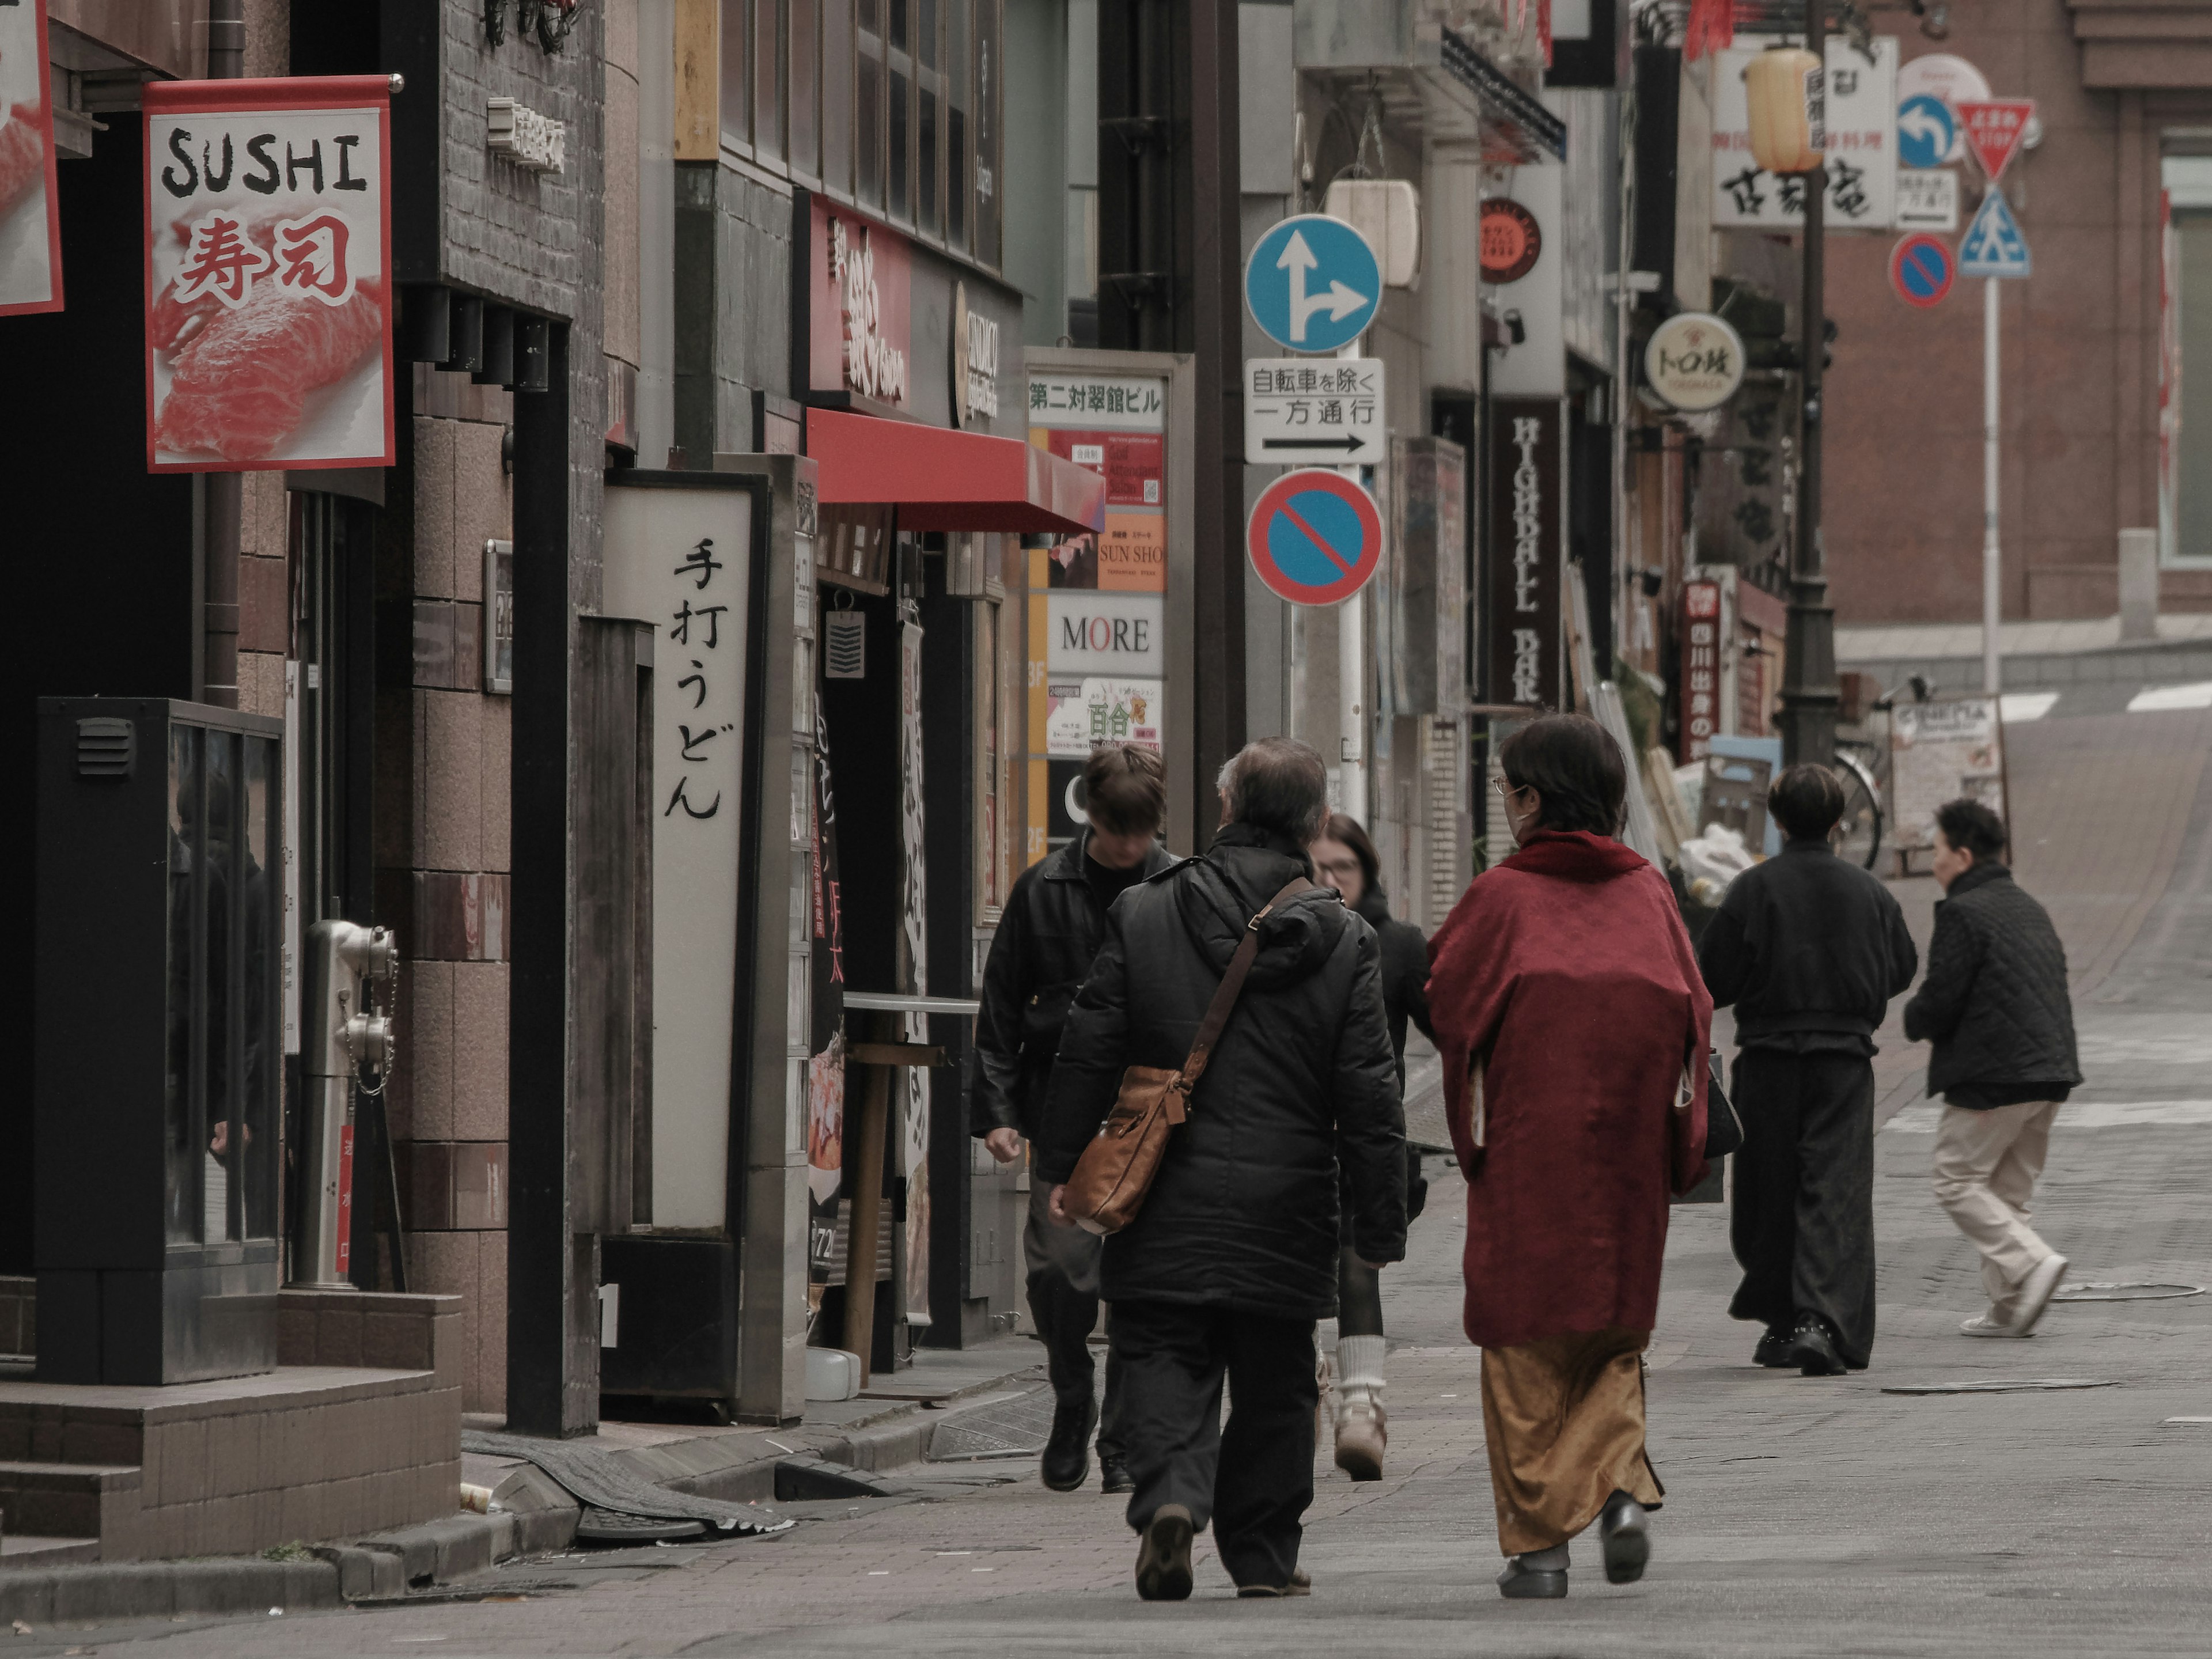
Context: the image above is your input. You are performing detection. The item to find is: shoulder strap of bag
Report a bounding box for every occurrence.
[1175,876,1313,1098]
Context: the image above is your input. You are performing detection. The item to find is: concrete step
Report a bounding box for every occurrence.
[0,1533,103,1566]
[0,1462,141,1541]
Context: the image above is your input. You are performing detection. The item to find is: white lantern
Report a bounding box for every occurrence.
[1745,44,1824,175]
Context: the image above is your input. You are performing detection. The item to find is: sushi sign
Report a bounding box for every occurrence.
[143,76,395,473]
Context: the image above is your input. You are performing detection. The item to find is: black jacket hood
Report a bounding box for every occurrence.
[1177,822,1350,989]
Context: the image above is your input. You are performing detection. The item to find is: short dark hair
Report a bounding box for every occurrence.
[1935,797,2007,862]
[1320,813,1381,895]
[1083,743,1166,836]
[1498,714,1626,836]
[1217,737,1330,843]
[1769,764,1847,840]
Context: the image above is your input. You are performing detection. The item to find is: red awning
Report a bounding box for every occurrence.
[807,407,1107,535]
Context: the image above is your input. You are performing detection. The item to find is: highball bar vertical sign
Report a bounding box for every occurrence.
[142,75,396,472]
[1486,397,1564,710]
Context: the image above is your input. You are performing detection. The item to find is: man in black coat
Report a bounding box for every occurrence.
[1904,797,2080,1338]
[1699,764,1918,1376]
[971,744,1179,1495]
[1037,737,1407,1601]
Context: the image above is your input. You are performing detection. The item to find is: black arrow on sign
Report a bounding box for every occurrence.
[1262,434,1367,453]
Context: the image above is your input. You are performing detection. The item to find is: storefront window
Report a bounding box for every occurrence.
[824,0,853,194]
[888,0,912,222]
[721,0,752,152]
[756,0,787,162]
[917,0,940,236]
[166,724,202,1244]
[791,0,820,179]
[946,0,968,250]
[857,0,884,207]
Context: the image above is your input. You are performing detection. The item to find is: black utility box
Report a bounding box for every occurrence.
[35,699,285,1384]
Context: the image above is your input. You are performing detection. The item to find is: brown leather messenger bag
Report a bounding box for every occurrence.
[1062,876,1312,1236]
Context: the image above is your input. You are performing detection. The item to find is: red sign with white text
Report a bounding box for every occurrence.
[1680,580,1723,762]
[1956,100,2034,184]
[806,194,912,406]
[143,77,394,472]
[0,0,64,315]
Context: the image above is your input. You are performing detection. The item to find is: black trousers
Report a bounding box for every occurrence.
[1728,1047,1878,1368]
[1110,1299,1317,1589]
[1023,1180,1124,1461]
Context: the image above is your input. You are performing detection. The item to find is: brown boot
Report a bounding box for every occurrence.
[1135,1503,1195,1601]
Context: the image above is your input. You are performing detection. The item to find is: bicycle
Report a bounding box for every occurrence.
[1830,674,1929,872]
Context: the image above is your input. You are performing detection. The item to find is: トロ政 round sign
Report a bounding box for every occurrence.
[1244,469,1384,607]
[1643,312,1745,412]
[1478,199,1541,283]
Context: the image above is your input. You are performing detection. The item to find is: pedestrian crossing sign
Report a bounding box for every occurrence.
[1959,186,2032,279]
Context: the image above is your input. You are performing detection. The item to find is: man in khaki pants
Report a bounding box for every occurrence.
[1904,799,2082,1338]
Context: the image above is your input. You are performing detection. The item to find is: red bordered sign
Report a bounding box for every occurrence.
[1245,469,1384,607]
[143,76,395,474]
[0,0,65,316]
[1889,233,1955,310]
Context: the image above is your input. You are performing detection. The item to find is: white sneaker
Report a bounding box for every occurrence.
[2011,1253,2069,1336]
[1960,1313,2025,1338]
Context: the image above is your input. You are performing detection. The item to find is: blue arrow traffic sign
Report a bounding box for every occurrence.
[1959,186,2031,278]
[1897,94,1956,171]
[1245,469,1384,606]
[1244,215,1382,354]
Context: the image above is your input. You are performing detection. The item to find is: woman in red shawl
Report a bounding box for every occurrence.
[1427,715,1710,1600]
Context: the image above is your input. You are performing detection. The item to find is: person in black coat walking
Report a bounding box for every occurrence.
[1698,765,1918,1376]
[1037,738,1407,1601]
[1309,813,1431,1480]
[971,744,1180,1495]
[1903,797,2080,1339]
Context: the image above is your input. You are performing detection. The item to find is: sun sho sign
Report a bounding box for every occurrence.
[828,212,907,403]
[1644,312,1746,412]
[1487,398,1562,710]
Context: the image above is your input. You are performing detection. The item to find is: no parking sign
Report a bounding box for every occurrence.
[1244,469,1383,607]
[1889,233,1955,309]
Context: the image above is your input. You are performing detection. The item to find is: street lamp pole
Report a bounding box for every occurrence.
[1778,0,1838,768]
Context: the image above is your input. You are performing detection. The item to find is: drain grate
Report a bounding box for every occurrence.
[2052,1281,2205,1302]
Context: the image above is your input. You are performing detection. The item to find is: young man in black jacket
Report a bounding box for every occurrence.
[1037,738,1406,1601]
[1699,765,1918,1376]
[971,744,1178,1495]
[1904,798,2079,1338]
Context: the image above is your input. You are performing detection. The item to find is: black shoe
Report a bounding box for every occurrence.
[1752,1327,1793,1368]
[1598,1490,1650,1585]
[1787,1316,1847,1377]
[1041,1395,1097,1492]
[1497,1550,1568,1599]
[1100,1456,1134,1495]
[1236,1568,1311,1599]
[1135,1504,1195,1601]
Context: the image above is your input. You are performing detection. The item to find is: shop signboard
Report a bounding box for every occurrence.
[1889,695,2009,854]
[805,194,912,406]
[0,0,63,316]
[1679,579,1724,760]
[142,75,395,472]
[1486,399,1565,710]
[1714,36,1899,232]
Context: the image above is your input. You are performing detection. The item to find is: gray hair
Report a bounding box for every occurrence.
[1216,737,1331,844]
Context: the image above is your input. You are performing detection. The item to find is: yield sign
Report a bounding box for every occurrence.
[1956,100,2034,183]
[1959,187,2032,279]
[1244,469,1383,606]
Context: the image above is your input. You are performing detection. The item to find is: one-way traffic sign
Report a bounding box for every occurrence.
[1959,185,2031,278]
[1244,358,1385,464]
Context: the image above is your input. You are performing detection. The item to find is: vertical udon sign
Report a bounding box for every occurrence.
[142,75,395,472]
[601,482,753,1229]
[0,0,64,316]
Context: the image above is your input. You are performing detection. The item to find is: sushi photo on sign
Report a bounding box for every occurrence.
[142,76,394,472]
[0,0,64,316]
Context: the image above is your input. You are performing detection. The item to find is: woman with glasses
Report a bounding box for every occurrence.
[1308,813,1433,1482]
[1429,714,1711,1599]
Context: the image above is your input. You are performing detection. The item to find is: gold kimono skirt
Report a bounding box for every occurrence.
[1479,1327,1665,1556]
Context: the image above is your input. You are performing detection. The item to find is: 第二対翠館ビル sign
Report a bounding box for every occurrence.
[1244,469,1383,606]
[1243,214,1381,354]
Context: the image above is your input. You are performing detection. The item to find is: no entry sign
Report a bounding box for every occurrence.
[1889,233,1955,308]
[1245,469,1382,606]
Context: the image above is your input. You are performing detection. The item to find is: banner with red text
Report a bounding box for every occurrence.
[143,76,393,472]
[0,0,63,316]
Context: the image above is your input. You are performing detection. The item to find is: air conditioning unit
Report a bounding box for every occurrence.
[1324,178,1421,288]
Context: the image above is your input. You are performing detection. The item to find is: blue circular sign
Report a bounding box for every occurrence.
[1889,233,1954,309]
[1897,94,1956,171]
[1243,214,1382,355]
[1245,469,1384,606]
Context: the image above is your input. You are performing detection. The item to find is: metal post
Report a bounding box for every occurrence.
[1778,2,1838,767]
[1983,275,2002,693]
[1337,339,1368,823]
[198,0,246,711]
[840,1016,895,1384]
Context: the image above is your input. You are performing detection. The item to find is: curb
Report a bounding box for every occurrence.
[0,1361,1044,1632]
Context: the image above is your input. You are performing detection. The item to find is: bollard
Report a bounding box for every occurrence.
[2119,528,2159,643]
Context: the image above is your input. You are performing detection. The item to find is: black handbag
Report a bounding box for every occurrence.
[1701,1050,1744,1160]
